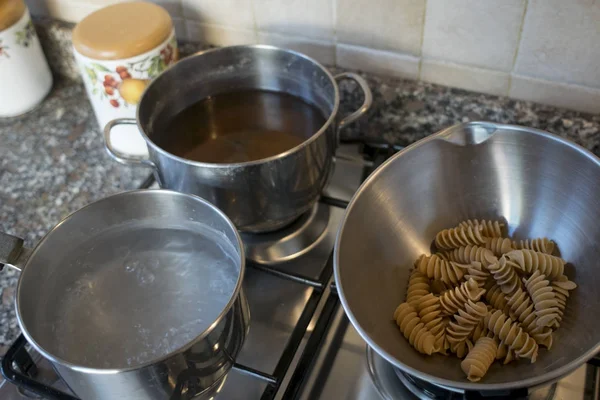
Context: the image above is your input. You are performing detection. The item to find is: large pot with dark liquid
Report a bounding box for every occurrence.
[104,45,372,232]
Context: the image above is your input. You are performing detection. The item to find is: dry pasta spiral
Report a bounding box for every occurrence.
[464,261,490,287]
[496,341,516,364]
[484,309,538,362]
[505,286,553,348]
[505,249,565,281]
[512,238,555,255]
[459,219,505,238]
[461,337,498,382]
[484,237,513,257]
[487,256,521,295]
[530,326,553,349]
[484,283,510,315]
[443,245,497,267]
[393,302,437,355]
[430,279,452,294]
[552,277,577,325]
[439,278,486,316]
[470,320,490,343]
[435,226,486,250]
[416,293,448,352]
[524,271,560,328]
[447,301,488,358]
[406,269,430,306]
[415,254,465,285]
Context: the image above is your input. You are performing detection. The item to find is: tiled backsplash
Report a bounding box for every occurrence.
[25,0,600,114]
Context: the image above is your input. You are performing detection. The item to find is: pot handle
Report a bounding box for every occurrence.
[104,118,157,169]
[0,232,31,272]
[334,72,373,133]
[1,335,79,400]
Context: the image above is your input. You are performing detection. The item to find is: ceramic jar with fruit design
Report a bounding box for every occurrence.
[72,1,178,156]
[0,0,53,117]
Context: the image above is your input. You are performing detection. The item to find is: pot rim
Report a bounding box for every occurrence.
[333,121,600,391]
[135,44,340,168]
[15,189,247,374]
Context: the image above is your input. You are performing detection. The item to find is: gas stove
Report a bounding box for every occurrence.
[1,140,599,400]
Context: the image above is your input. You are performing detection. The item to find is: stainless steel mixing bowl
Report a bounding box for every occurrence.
[334,122,600,391]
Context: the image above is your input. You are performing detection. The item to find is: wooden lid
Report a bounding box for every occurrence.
[72,1,172,60]
[0,0,26,32]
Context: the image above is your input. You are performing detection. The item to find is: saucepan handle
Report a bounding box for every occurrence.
[334,72,373,133]
[333,72,373,165]
[0,232,31,272]
[104,118,157,169]
[104,118,163,186]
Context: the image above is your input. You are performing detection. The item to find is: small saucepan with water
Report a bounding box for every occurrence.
[0,189,249,399]
[104,45,372,233]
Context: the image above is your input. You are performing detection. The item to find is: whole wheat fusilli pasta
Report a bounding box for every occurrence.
[461,337,498,382]
[512,238,555,255]
[393,218,576,382]
[459,219,505,238]
[393,302,438,355]
[505,249,565,280]
[435,226,486,250]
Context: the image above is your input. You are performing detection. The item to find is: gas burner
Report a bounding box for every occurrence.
[394,369,461,399]
[240,202,330,265]
[366,345,416,399]
[366,346,557,400]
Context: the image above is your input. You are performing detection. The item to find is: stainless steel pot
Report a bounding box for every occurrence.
[0,190,249,400]
[334,122,600,392]
[104,45,372,233]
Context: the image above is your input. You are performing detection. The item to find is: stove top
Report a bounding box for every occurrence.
[1,141,599,400]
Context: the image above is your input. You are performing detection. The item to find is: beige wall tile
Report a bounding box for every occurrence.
[28,0,183,22]
[25,0,50,17]
[252,0,334,40]
[336,0,425,55]
[182,0,254,29]
[421,60,510,97]
[515,0,600,89]
[146,0,183,17]
[186,21,257,46]
[257,32,335,65]
[422,0,526,71]
[510,74,600,115]
[79,0,183,17]
[336,43,419,80]
[27,0,98,22]
[172,17,187,40]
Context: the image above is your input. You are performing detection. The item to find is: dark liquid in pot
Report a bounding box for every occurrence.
[156,90,327,163]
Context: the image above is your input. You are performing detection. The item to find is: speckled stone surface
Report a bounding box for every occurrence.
[33,18,80,82]
[0,78,150,351]
[1,26,600,355]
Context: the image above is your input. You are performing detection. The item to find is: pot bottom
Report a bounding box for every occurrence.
[241,202,330,265]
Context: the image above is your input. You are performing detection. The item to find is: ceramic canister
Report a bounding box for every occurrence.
[72,1,178,157]
[0,0,53,117]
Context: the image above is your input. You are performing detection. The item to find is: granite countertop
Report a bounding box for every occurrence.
[1,43,600,356]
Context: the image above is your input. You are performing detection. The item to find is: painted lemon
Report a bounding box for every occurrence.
[119,79,149,105]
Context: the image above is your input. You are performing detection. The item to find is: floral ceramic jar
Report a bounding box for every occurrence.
[72,1,178,156]
[0,0,53,117]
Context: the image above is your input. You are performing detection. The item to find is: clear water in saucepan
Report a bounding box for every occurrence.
[44,220,239,369]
